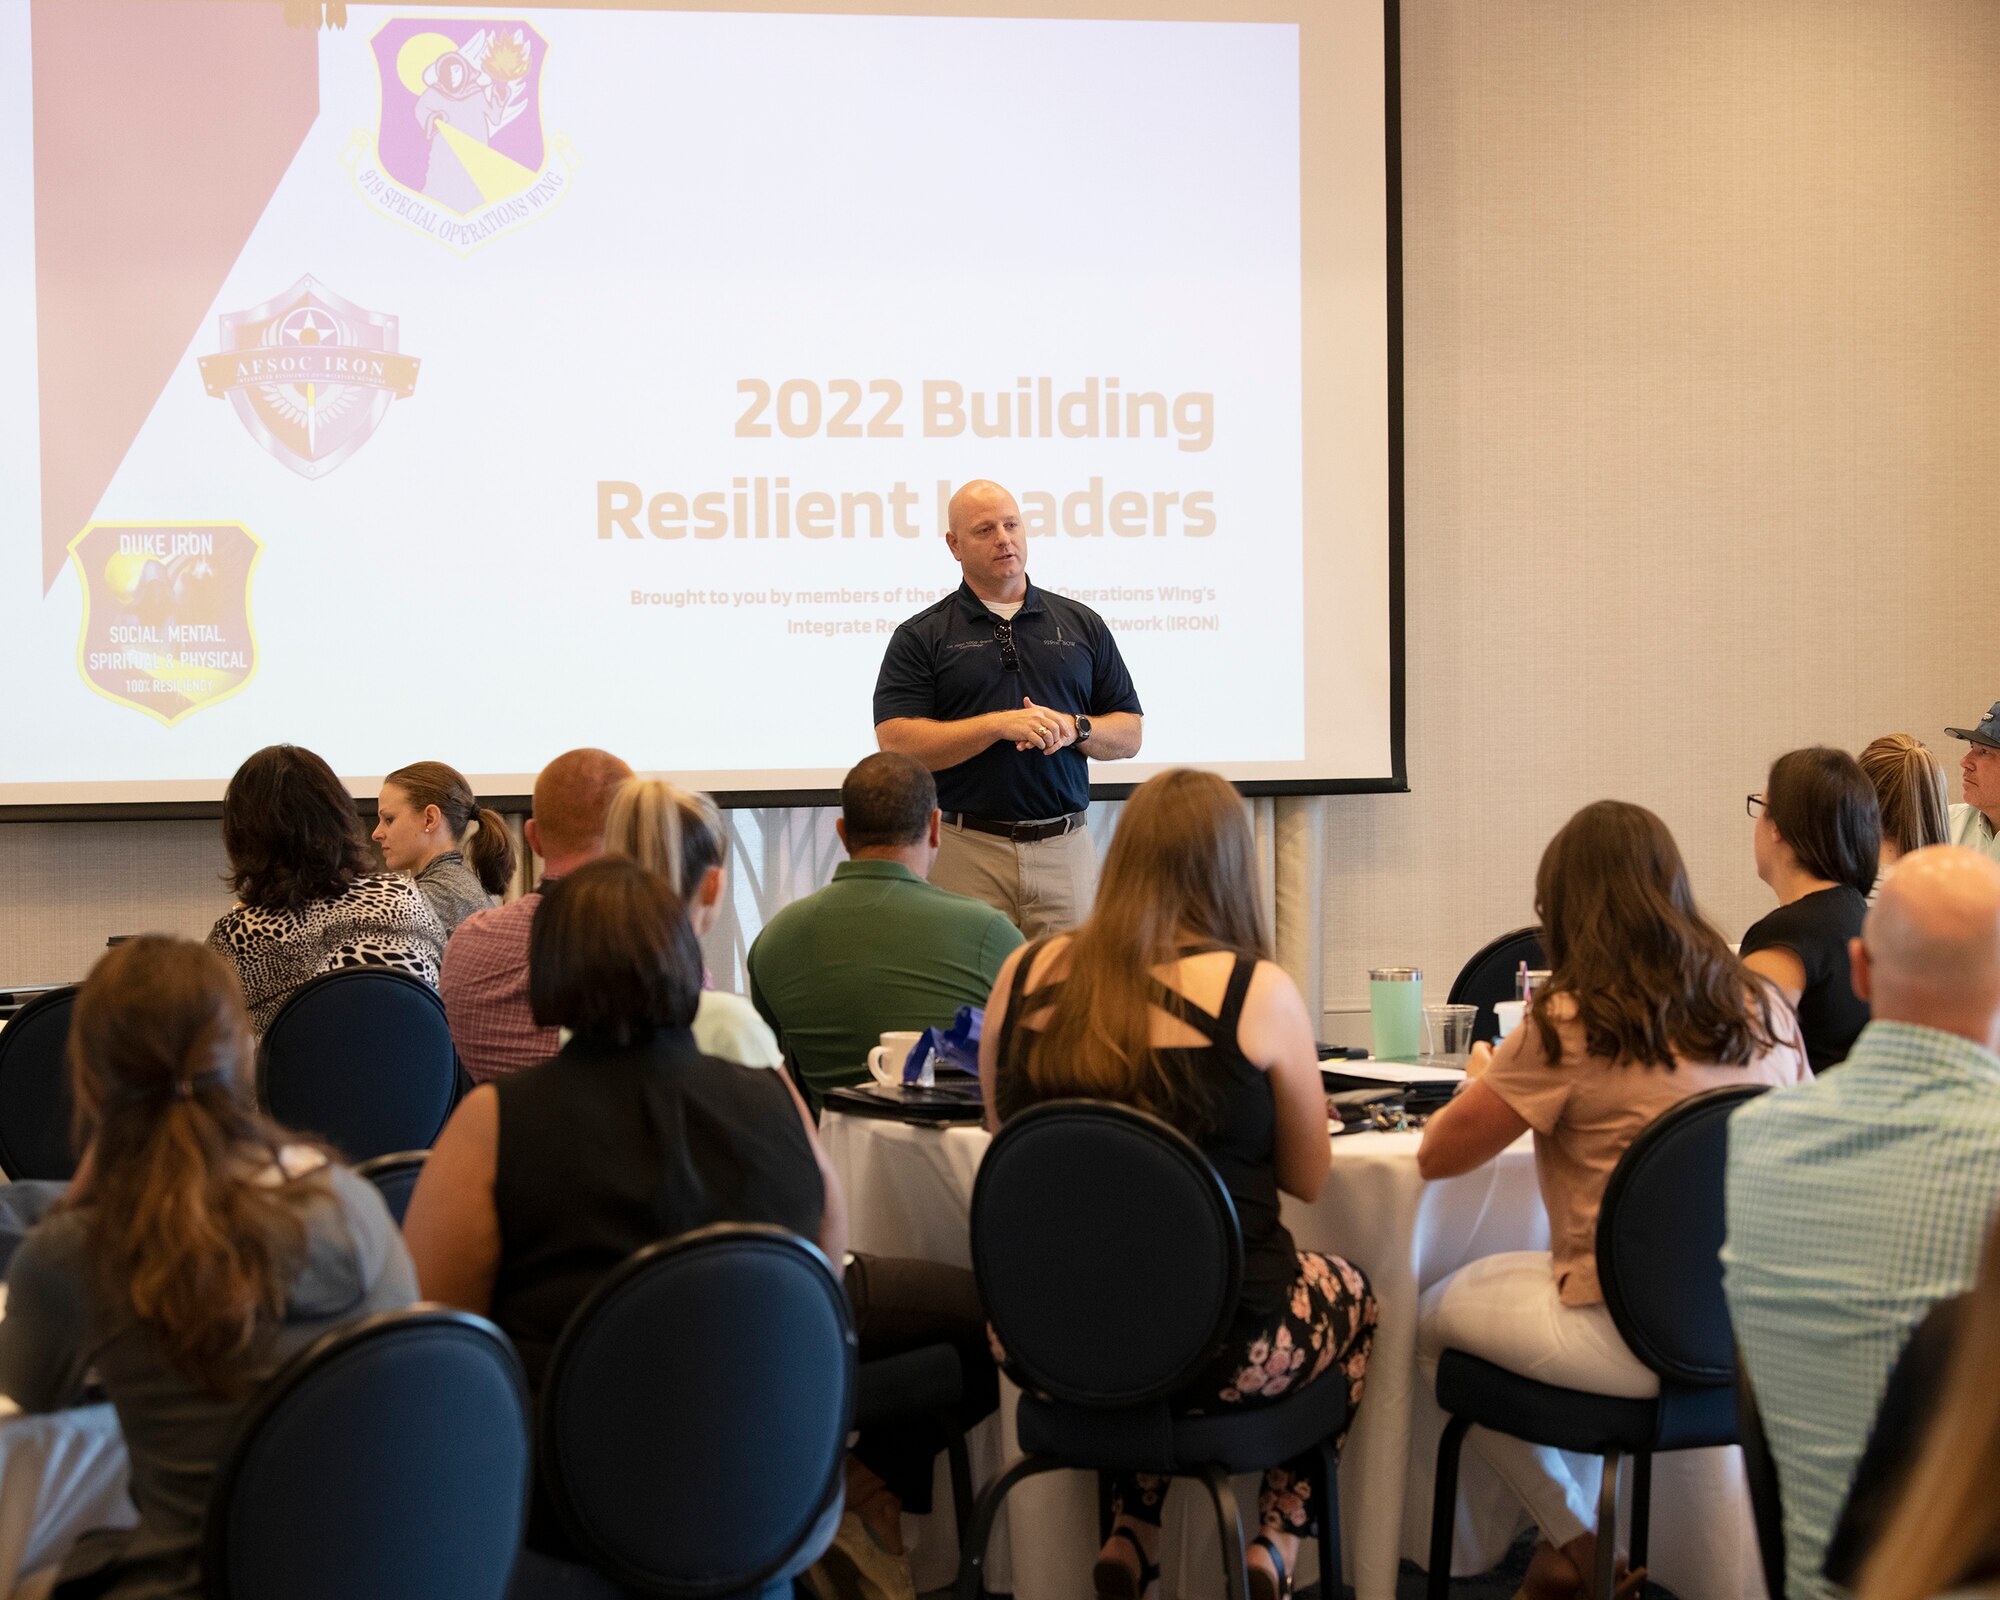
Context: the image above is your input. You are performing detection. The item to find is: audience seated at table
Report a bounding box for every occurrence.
[1725,844,2000,1600]
[604,777,783,1069]
[1860,734,1952,877]
[750,752,1024,1110]
[440,746,633,1083]
[404,856,996,1591]
[1415,799,1809,1600]
[372,759,515,935]
[1847,1206,2000,1600]
[979,767,1375,1600]
[1741,746,1879,1072]
[205,744,445,1034]
[0,937,417,1600]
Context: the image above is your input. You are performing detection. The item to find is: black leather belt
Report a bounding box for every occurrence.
[942,810,1088,843]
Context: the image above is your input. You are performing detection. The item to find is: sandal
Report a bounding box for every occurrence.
[1092,1525,1160,1600]
[1611,1567,1648,1599]
[1248,1534,1292,1600]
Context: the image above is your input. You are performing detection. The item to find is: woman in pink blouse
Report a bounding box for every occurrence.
[1415,801,1809,1599]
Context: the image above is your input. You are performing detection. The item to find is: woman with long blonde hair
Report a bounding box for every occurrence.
[603,777,780,1069]
[1859,734,1951,872]
[1855,1212,2000,1600]
[978,768,1376,1600]
[0,938,415,1599]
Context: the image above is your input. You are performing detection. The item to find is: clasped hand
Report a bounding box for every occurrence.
[995,696,1076,755]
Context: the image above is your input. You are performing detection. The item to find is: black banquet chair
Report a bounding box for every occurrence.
[1426,1085,1768,1600]
[257,969,460,1162]
[1445,926,1545,1045]
[203,1305,530,1600]
[522,1224,855,1600]
[0,984,81,1181]
[354,1149,429,1227]
[956,1099,1350,1600]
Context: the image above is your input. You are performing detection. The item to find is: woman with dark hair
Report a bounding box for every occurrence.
[1744,745,1881,1072]
[372,759,516,934]
[404,856,996,1582]
[0,937,415,1600]
[1414,801,1809,1600]
[980,768,1376,1600]
[206,745,445,1032]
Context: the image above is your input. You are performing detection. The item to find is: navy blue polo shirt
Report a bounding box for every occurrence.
[872,579,1143,820]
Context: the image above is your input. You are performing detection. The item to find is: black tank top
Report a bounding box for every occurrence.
[992,944,1298,1331]
[489,1028,825,1394]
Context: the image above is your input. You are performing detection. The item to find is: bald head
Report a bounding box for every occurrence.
[947,479,1014,535]
[1855,845,2000,1050]
[943,479,1026,601]
[529,748,636,870]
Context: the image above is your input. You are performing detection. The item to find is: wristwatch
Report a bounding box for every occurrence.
[1073,714,1092,745]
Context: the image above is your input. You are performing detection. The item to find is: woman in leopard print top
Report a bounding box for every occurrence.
[206,746,446,1033]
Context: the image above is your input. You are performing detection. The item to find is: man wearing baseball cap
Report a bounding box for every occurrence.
[1946,700,2000,864]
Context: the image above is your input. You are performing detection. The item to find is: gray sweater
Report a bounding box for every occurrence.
[0,1163,417,1600]
[415,850,498,936]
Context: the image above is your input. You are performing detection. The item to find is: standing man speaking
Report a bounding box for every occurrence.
[873,479,1143,937]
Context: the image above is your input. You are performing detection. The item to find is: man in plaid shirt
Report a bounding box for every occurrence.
[1725,845,2000,1600]
[441,748,634,1082]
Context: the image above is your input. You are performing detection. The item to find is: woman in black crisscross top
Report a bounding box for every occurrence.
[978,769,1376,1600]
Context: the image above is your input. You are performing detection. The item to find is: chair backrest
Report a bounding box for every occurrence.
[203,1305,530,1600]
[353,1149,429,1227]
[257,969,459,1162]
[540,1224,855,1598]
[1596,1083,1769,1386]
[1734,1347,1788,1599]
[0,985,80,1180]
[1446,926,1546,1043]
[972,1098,1243,1408]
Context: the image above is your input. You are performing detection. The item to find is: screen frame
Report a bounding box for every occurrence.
[3,0,1404,822]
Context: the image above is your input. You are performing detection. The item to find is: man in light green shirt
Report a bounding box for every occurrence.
[1946,699,2000,865]
[749,753,1026,1109]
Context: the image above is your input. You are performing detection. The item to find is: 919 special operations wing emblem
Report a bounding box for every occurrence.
[197,277,420,479]
[342,19,579,253]
[68,523,263,726]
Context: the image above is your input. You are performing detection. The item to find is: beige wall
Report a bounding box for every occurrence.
[7,0,1998,1014]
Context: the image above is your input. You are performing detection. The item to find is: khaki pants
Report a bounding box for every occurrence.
[930,816,1097,940]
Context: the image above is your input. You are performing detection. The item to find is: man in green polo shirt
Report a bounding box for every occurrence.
[749,751,1026,1108]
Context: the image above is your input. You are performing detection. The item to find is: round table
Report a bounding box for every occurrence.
[819,1112,1762,1600]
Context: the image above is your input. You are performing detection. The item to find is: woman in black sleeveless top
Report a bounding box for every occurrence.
[406,858,998,1576]
[980,770,1376,1600]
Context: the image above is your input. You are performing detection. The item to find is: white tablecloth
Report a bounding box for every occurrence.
[0,1401,132,1598]
[0,1280,136,1600]
[820,1113,1763,1600]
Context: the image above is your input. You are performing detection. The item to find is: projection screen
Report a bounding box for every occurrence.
[0,0,1402,812]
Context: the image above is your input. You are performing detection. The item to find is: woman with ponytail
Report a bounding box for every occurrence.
[978,769,1376,1600]
[0,937,415,1600]
[1859,734,1951,875]
[374,759,517,933]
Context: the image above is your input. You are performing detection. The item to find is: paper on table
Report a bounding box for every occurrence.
[1329,1061,1467,1084]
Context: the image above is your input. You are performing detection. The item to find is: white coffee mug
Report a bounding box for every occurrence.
[867,1031,926,1086]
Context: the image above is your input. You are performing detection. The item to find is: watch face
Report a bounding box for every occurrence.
[1075,716,1092,740]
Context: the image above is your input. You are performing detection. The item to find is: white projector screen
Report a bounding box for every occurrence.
[0,0,1402,814]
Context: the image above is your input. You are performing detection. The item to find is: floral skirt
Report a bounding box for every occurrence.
[1113,1250,1377,1539]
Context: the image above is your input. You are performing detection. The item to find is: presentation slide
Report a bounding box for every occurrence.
[0,0,1398,809]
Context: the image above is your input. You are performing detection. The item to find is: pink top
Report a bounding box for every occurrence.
[1481,993,1810,1305]
[439,891,556,1084]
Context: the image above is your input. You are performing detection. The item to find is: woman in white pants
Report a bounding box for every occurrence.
[1415,800,1810,1600]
